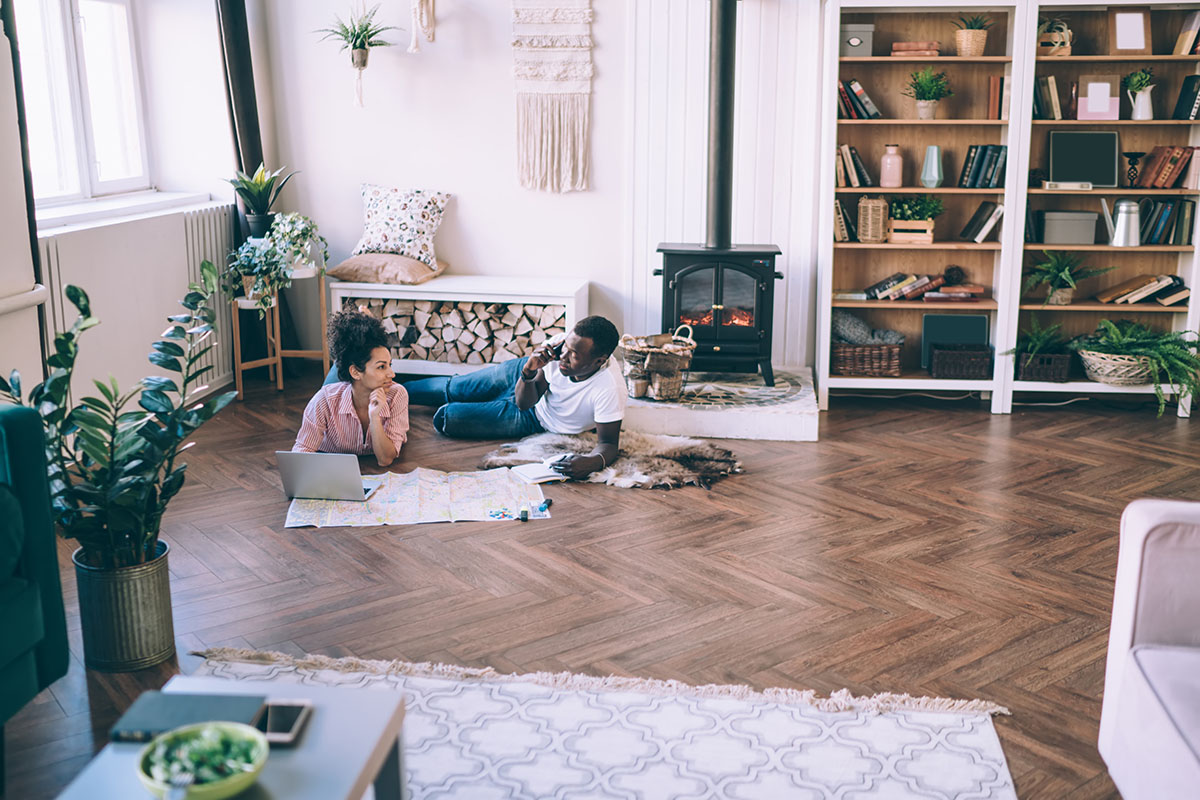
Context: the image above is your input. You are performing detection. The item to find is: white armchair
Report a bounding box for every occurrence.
[1099,499,1200,799]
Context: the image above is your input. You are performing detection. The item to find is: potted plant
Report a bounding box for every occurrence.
[887,194,944,244]
[227,163,297,237]
[1070,320,1200,414]
[1123,68,1155,121]
[1006,316,1072,381]
[225,237,291,316]
[951,14,992,57]
[1022,250,1115,305]
[1037,17,1073,56]
[0,263,236,670]
[902,67,952,119]
[318,4,397,69]
[269,212,329,279]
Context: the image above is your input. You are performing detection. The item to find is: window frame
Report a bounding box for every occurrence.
[31,0,153,206]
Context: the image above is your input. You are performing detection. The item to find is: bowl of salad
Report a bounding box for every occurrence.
[137,721,268,799]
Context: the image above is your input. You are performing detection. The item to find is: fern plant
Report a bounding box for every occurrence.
[953,15,993,30]
[1005,316,1069,370]
[902,67,953,102]
[318,4,398,51]
[1022,250,1115,302]
[1069,320,1200,415]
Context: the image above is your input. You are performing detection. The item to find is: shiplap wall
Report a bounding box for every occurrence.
[625,0,825,367]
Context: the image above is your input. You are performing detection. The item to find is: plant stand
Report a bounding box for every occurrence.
[278,270,331,378]
[231,292,283,401]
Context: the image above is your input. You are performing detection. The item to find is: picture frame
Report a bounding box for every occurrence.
[1108,8,1152,56]
[1078,74,1121,120]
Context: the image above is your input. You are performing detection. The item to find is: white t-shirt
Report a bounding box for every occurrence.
[534,359,626,434]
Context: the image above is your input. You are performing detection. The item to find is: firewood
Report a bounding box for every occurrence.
[515,316,534,336]
[530,328,546,345]
[381,318,397,333]
[508,304,524,319]
[493,348,518,362]
[466,351,484,364]
[396,315,412,329]
[396,300,415,315]
[456,340,471,359]
[443,326,461,343]
[547,325,566,337]
[494,329,514,344]
[480,345,494,361]
[472,303,488,318]
[443,309,464,329]
[413,309,431,330]
[458,330,475,347]
[469,336,487,351]
[446,347,462,364]
[415,300,434,312]
[427,313,443,329]
[538,305,561,328]
[417,333,437,348]
[457,301,473,312]
[411,344,428,359]
[396,346,412,358]
[501,311,518,326]
[383,300,401,317]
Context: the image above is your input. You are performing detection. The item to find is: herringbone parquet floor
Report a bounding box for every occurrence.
[9,368,1197,798]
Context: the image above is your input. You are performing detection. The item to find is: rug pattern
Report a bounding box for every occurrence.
[671,369,813,409]
[196,652,1016,800]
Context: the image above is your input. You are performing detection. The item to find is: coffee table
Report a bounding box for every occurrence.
[56,674,406,799]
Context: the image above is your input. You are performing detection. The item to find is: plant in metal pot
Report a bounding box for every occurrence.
[902,67,952,119]
[0,261,236,669]
[1069,319,1200,415]
[227,163,297,237]
[1022,250,1115,305]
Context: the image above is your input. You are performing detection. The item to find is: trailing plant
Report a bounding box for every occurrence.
[225,237,291,317]
[0,262,236,568]
[902,67,953,102]
[889,195,945,221]
[318,4,398,51]
[1004,316,1069,369]
[269,212,329,272]
[1069,320,1200,415]
[952,14,993,30]
[1122,68,1155,94]
[226,163,296,216]
[1022,250,1115,302]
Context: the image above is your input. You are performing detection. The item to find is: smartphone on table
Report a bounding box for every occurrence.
[255,699,314,746]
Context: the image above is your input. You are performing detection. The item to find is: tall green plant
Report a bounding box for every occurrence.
[317,4,398,51]
[226,163,296,216]
[1070,320,1200,415]
[0,262,236,567]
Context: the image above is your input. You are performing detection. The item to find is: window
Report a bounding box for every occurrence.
[14,0,150,203]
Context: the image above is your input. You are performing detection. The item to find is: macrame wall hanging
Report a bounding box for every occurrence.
[408,0,435,53]
[512,0,595,193]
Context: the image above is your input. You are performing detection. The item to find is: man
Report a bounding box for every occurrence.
[404,316,623,479]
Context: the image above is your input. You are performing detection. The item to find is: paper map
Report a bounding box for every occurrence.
[285,467,550,528]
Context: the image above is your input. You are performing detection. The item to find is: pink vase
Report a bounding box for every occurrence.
[879,145,903,188]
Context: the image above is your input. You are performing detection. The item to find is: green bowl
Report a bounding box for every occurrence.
[137,721,268,799]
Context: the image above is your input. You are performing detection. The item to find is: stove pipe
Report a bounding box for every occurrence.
[705,0,737,250]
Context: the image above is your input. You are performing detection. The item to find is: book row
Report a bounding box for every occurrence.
[1094,274,1189,306]
[1033,74,1200,122]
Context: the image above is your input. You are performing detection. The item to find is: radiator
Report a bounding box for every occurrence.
[183,203,237,391]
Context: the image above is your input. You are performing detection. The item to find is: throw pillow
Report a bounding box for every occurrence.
[327,254,447,285]
[352,185,451,268]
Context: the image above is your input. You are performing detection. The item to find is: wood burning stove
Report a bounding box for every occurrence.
[655,0,782,385]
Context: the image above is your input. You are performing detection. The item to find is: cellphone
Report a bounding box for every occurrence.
[255,699,313,746]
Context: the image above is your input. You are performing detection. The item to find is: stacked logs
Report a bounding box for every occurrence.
[347,298,567,365]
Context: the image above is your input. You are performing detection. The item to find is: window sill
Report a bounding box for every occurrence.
[35,191,216,232]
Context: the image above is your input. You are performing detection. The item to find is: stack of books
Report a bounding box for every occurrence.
[924,283,987,303]
[836,79,882,119]
[959,201,1005,243]
[835,144,874,187]
[1137,198,1195,245]
[957,145,1007,188]
[1033,76,1064,120]
[891,41,940,57]
[1135,146,1198,190]
[1095,275,1190,306]
[861,273,948,301]
[986,76,1010,120]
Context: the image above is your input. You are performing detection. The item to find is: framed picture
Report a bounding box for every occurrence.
[1108,8,1152,55]
[1078,74,1121,120]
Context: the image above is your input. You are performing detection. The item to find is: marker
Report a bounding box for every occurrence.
[538,499,553,512]
[519,503,529,522]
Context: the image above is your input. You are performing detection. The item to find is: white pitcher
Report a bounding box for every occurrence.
[1129,86,1155,121]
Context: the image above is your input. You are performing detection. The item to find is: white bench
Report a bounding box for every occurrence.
[330,276,590,375]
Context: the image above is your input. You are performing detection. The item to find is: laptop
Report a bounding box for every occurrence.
[276,451,384,501]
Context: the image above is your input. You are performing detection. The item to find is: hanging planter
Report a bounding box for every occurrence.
[318,4,399,107]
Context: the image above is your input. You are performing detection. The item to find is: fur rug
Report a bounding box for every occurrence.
[480,431,741,489]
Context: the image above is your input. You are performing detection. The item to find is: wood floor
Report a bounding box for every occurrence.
[9,367,1197,798]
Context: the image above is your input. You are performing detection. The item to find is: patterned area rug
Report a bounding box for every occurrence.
[195,649,1017,799]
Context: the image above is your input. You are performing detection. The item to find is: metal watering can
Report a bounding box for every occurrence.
[1100,198,1152,247]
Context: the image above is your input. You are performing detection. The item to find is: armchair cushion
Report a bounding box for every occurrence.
[0,484,22,580]
[0,576,42,670]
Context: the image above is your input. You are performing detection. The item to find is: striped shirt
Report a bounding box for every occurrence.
[293,382,409,456]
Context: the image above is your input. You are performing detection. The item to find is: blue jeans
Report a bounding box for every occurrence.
[404,357,545,440]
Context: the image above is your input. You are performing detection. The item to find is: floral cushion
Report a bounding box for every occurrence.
[351,185,451,267]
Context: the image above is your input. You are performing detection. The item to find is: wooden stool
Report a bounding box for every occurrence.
[231,292,283,401]
[278,270,331,377]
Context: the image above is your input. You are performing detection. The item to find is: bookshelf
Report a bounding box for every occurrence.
[817,1,1200,418]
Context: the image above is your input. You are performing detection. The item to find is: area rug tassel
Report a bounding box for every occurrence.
[512,1,594,193]
[408,0,435,53]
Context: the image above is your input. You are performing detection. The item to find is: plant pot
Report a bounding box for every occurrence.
[73,541,175,672]
[245,212,274,238]
[887,218,935,244]
[1046,287,1074,305]
[351,48,369,69]
[955,29,988,57]
[1037,32,1072,56]
[1129,86,1155,121]
[1078,350,1153,385]
[915,99,939,120]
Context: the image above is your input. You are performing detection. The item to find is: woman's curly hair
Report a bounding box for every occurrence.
[328,310,389,382]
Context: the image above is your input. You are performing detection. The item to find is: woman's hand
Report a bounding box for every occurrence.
[369,387,388,421]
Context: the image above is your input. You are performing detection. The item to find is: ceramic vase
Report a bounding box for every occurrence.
[920,145,943,188]
[915,99,939,120]
[879,145,903,187]
[1129,87,1154,121]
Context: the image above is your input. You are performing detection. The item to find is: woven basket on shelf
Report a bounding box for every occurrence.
[954,28,988,57]
[831,342,901,377]
[1077,350,1153,385]
[930,344,993,379]
[857,197,888,244]
[1015,352,1072,382]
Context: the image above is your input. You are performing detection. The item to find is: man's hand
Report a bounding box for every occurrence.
[522,342,559,377]
[550,453,602,480]
[368,387,388,421]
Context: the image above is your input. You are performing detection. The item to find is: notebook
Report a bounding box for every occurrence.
[110,691,267,742]
[510,455,571,484]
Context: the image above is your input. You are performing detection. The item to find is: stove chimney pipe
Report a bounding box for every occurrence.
[705,0,736,250]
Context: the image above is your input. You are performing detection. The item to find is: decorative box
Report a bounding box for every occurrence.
[840,24,874,57]
[887,219,935,244]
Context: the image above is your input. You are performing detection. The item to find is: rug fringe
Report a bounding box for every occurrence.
[192,647,1010,716]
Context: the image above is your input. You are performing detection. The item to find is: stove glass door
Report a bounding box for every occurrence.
[675,264,717,331]
[717,266,758,341]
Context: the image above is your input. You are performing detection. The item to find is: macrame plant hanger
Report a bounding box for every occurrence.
[409,0,436,52]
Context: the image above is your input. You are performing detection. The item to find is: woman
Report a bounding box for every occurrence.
[293,311,408,467]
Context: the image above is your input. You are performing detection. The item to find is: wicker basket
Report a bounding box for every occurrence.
[858,197,889,243]
[617,325,696,401]
[1015,352,1072,382]
[955,29,988,57]
[1078,350,1153,385]
[831,342,901,377]
[930,344,993,379]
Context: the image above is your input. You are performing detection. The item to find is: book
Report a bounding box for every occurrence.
[1031,82,1044,119]
[842,200,858,241]
[110,691,267,743]
[1182,150,1200,191]
[1047,75,1063,120]
[1000,76,1011,120]
[1156,202,1181,244]
[1173,75,1200,120]
[941,284,987,295]
[1164,148,1194,189]
[988,75,1001,120]
[837,82,858,119]
[1137,146,1170,188]
[511,456,572,484]
[970,145,997,188]
[848,146,874,187]
[957,145,981,187]
[877,274,919,300]
[1120,275,1176,304]
[842,80,871,119]
[865,272,907,299]
[848,79,882,119]
[1143,275,1185,303]
[959,201,998,241]
[836,89,850,119]
[987,145,1008,188]
[1176,10,1200,55]
[891,40,940,51]
[1095,274,1159,303]
[832,290,868,300]
[1152,148,1185,189]
[1173,199,1196,245]
[839,144,861,188]
[1156,287,1190,306]
[833,200,849,242]
[834,149,847,187]
[894,275,931,300]
[892,49,941,56]
[922,292,979,302]
[901,274,944,300]
[1036,77,1061,120]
